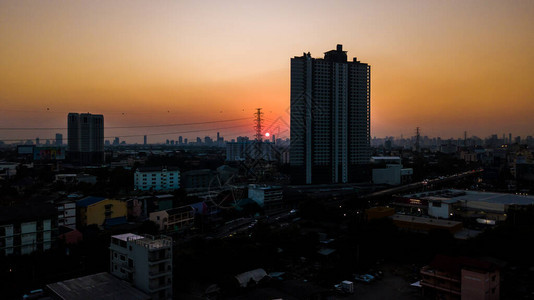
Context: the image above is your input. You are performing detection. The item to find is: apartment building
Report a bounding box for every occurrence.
[110,233,173,300]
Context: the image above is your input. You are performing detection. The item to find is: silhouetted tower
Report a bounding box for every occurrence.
[415,127,421,153]
[254,108,263,141]
[464,131,467,147]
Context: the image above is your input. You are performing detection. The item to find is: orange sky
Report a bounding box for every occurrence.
[1,0,533,143]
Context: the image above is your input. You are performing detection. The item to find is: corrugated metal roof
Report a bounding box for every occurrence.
[76,196,107,207]
[47,272,150,300]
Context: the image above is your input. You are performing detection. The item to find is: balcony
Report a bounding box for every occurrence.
[148,252,171,263]
[421,279,461,295]
[149,278,172,292]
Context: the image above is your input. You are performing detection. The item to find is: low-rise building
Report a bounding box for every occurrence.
[149,206,195,232]
[370,156,413,185]
[76,196,127,228]
[110,233,173,300]
[134,166,180,191]
[47,272,151,300]
[420,255,499,300]
[397,189,534,222]
[248,184,286,214]
[57,200,76,228]
[181,169,217,191]
[391,214,463,234]
[0,203,56,255]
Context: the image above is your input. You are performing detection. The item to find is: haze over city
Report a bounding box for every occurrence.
[1,0,534,143]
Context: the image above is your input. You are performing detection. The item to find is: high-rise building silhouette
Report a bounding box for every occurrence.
[67,113,104,165]
[290,44,370,184]
[55,133,63,145]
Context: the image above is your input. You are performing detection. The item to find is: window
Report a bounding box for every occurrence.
[432,202,442,207]
[120,255,125,261]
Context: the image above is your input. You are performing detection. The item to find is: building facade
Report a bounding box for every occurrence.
[67,112,104,165]
[420,255,499,300]
[149,206,195,232]
[76,196,127,228]
[248,184,286,214]
[0,204,56,256]
[110,233,173,300]
[57,200,76,228]
[134,167,180,191]
[290,44,371,184]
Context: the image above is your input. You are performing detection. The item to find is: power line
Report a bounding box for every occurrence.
[0,118,249,131]
[0,124,248,142]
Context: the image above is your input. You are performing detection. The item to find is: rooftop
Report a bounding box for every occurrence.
[112,233,144,242]
[403,189,534,206]
[46,272,150,300]
[391,214,463,229]
[76,196,107,207]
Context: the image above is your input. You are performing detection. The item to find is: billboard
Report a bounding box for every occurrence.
[33,146,66,160]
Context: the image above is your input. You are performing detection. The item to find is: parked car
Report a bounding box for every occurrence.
[354,274,375,283]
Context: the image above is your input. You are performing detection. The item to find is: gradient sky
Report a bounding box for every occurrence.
[1,0,533,143]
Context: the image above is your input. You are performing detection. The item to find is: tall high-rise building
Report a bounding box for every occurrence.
[290,44,370,184]
[67,113,104,165]
[144,135,147,145]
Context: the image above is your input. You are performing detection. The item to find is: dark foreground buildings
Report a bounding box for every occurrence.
[67,112,104,165]
[290,44,371,184]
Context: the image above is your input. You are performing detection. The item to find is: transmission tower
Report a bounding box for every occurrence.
[254,108,263,141]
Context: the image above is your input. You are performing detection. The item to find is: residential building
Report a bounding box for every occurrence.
[181,169,217,191]
[370,156,413,185]
[149,206,195,232]
[67,112,104,165]
[47,272,150,300]
[0,204,56,256]
[248,184,286,214]
[290,44,371,184]
[226,139,278,162]
[420,255,499,300]
[57,200,76,228]
[76,196,127,228]
[134,166,180,191]
[55,133,63,145]
[110,233,173,300]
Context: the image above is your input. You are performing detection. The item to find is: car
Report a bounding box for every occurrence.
[354,274,375,283]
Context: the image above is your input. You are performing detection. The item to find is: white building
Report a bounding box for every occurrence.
[248,184,285,214]
[371,156,413,185]
[57,200,76,228]
[290,44,371,184]
[0,204,56,255]
[110,233,173,300]
[134,167,180,191]
[149,206,195,232]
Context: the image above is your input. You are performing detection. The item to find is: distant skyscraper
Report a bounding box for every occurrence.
[55,133,63,145]
[290,44,370,184]
[178,136,183,145]
[143,135,147,145]
[67,113,104,164]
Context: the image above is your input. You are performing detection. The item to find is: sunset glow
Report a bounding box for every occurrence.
[1,0,533,143]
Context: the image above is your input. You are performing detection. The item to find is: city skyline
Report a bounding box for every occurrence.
[1,1,534,143]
